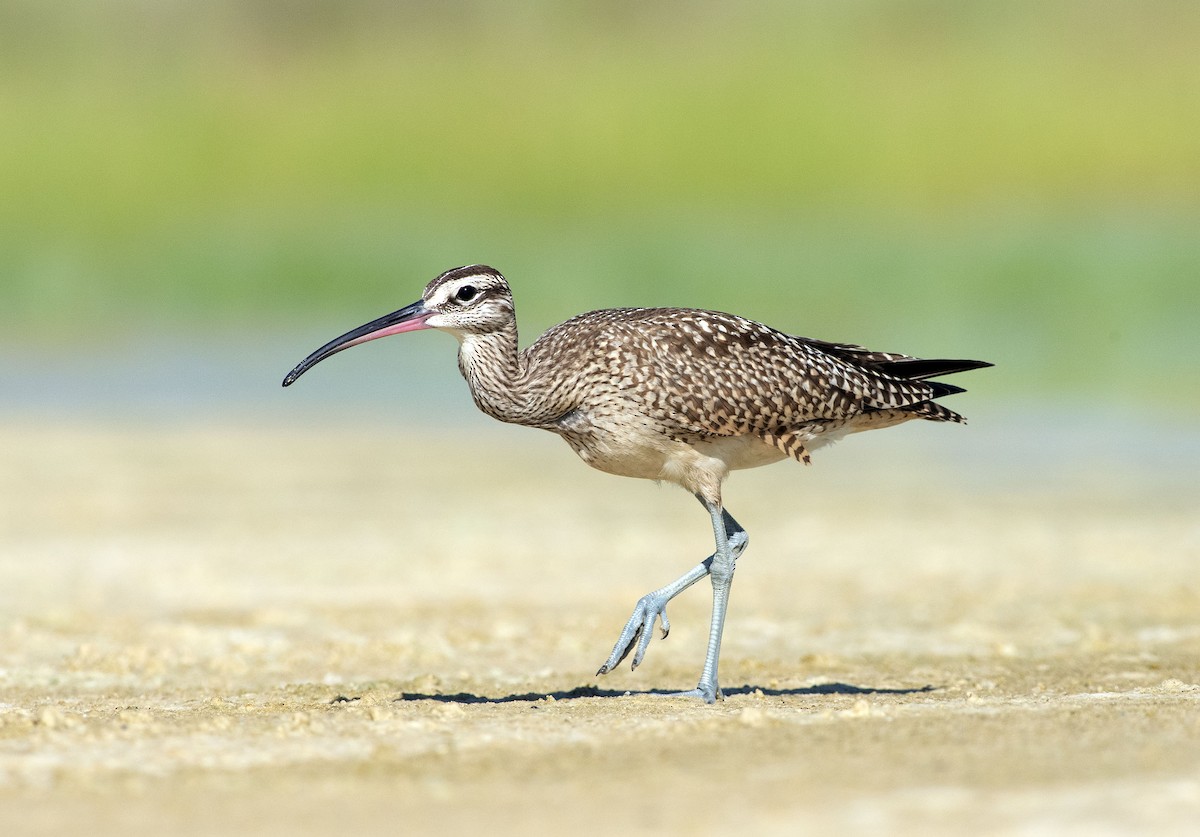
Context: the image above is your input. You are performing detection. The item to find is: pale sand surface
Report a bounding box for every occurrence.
[1,419,1198,835]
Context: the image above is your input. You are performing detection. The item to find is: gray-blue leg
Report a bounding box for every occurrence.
[597,501,747,704]
[668,501,741,702]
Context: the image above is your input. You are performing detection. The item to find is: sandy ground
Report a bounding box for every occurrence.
[1,418,1198,835]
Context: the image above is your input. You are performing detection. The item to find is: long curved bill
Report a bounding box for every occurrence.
[282,299,433,387]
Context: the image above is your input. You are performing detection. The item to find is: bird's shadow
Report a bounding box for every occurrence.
[367,682,936,705]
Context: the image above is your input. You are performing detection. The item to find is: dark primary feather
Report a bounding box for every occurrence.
[799,338,991,408]
[876,357,994,381]
[801,339,992,382]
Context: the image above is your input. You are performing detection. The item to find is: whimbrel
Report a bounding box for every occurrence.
[282,265,990,702]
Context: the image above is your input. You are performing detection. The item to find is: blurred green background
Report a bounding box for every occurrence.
[2,0,1197,410]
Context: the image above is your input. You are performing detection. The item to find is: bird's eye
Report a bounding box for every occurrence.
[455,285,478,303]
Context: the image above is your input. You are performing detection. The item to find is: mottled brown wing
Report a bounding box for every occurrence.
[610,309,948,437]
[525,307,981,465]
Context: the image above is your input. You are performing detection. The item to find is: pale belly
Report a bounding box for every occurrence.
[553,409,789,500]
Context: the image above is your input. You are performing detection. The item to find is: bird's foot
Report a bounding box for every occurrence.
[596,591,673,675]
[654,682,722,704]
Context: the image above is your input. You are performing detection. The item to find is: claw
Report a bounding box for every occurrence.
[597,624,640,675]
[597,558,711,680]
[598,592,674,676]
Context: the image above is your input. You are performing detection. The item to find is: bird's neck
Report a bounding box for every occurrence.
[455,324,540,425]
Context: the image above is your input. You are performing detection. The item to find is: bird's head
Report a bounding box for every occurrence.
[282,264,513,387]
[420,264,515,337]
